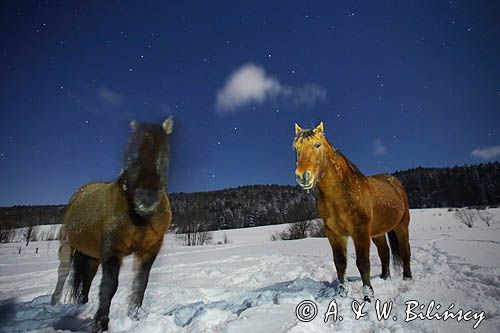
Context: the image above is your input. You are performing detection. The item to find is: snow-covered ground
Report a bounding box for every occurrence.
[1,208,499,332]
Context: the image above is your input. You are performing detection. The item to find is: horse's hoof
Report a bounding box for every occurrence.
[380,273,390,280]
[50,295,60,306]
[403,275,412,281]
[127,306,142,321]
[338,283,348,297]
[92,314,109,332]
[77,295,89,305]
[362,285,374,303]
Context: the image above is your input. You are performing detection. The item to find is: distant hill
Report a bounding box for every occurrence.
[1,162,499,231]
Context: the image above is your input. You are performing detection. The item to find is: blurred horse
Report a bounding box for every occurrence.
[51,117,174,331]
[293,122,411,301]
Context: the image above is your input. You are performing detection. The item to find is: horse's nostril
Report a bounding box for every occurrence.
[295,171,304,184]
[304,171,311,182]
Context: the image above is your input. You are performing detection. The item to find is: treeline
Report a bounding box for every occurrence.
[1,162,499,231]
[394,162,500,208]
[0,185,317,230]
[170,185,316,231]
[0,205,66,229]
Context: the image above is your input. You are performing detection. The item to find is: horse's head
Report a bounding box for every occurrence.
[123,117,174,215]
[293,122,329,190]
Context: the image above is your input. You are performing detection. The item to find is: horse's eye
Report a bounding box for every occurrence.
[314,143,321,148]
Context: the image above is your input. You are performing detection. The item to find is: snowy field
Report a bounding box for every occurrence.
[1,208,499,332]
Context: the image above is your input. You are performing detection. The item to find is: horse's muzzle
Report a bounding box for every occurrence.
[133,188,161,214]
[295,170,314,190]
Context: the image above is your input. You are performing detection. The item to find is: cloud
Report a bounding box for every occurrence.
[373,138,387,156]
[281,84,327,106]
[98,87,123,106]
[215,63,326,112]
[471,145,500,160]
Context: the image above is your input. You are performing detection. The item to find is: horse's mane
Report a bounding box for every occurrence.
[334,149,366,178]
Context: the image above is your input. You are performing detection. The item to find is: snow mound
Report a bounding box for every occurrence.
[165,278,339,326]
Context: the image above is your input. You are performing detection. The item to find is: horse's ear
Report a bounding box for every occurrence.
[314,121,324,134]
[163,116,174,134]
[130,120,138,131]
[295,123,302,135]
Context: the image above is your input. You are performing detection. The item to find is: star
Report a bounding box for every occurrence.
[267,53,272,58]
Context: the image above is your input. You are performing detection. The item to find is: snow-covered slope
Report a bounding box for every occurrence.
[0,208,499,332]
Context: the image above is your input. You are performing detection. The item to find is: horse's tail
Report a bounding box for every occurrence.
[387,230,402,269]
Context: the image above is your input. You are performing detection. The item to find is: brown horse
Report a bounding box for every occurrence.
[51,117,174,331]
[293,122,411,301]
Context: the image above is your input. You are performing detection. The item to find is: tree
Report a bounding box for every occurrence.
[0,225,14,243]
[477,210,494,227]
[23,222,39,246]
[308,219,326,237]
[277,220,313,240]
[453,209,477,228]
[176,206,213,246]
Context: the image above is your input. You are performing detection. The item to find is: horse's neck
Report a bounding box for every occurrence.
[317,145,362,194]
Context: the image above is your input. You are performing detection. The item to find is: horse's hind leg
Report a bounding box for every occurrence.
[128,241,162,319]
[71,251,99,304]
[393,217,412,280]
[372,235,390,279]
[81,255,99,304]
[51,241,73,305]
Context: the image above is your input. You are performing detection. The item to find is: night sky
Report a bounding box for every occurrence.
[1,1,499,206]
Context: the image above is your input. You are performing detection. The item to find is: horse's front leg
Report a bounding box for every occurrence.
[127,242,161,319]
[93,256,121,332]
[352,227,373,302]
[325,228,348,297]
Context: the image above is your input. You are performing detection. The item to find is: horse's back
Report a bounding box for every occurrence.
[64,181,128,259]
[367,173,409,235]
